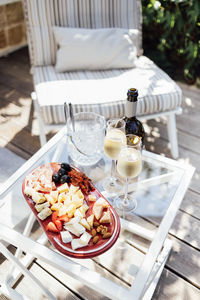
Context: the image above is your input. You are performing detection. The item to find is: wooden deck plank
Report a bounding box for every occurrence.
[152,269,200,300]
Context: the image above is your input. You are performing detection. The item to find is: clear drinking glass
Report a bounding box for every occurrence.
[103,119,126,194]
[67,112,106,166]
[114,134,142,215]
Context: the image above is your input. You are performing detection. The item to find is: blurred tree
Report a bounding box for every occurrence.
[142,0,200,85]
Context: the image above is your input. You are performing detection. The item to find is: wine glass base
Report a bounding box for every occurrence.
[113,194,137,216]
[102,177,124,195]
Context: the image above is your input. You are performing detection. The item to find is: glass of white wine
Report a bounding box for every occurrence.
[103,119,126,194]
[114,134,142,215]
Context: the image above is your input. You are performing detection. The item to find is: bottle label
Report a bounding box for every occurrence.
[126,100,137,118]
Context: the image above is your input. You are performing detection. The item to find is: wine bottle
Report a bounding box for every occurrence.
[125,88,145,145]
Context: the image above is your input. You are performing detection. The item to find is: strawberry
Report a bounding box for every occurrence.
[52,211,58,223]
[54,220,62,231]
[46,222,59,233]
[58,215,70,223]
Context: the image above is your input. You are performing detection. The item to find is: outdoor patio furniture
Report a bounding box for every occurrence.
[0,127,194,300]
[23,0,182,158]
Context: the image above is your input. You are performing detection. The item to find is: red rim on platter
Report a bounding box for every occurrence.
[22,162,120,259]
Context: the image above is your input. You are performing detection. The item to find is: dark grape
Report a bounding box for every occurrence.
[60,175,70,184]
[61,163,71,172]
[58,168,66,177]
[52,173,60,183]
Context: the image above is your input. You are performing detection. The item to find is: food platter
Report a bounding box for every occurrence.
[22,162,120,259]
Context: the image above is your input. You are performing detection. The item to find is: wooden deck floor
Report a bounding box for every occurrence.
[0,47,200,300]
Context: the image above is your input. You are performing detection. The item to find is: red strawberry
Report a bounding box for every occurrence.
[52,211,59,223]
[46,222,59,233]
[54,220,63,231]
[58,215,70,223]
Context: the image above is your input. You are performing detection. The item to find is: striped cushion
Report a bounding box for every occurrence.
[23,0,142,66]
[33,56,182,124]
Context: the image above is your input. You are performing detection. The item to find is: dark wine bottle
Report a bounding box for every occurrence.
[125,88,145,145]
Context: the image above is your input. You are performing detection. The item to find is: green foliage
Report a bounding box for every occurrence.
[142,0,200,84]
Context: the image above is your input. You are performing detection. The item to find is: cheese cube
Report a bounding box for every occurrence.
[80,232,92,245]
[32,191,46,204]
[66,203,76,218]
[24,186,35,197]
[64,224,80,237]
[100,211,111,224]
[38,207,52,220]
[50,190,58,202]
[51,202,63,211]
[79,204,89,217]
[74,209,84,219]
[60,231,72,243]
[88,195,96,202]
[87,214,94,228]
[57,183,69,193]
[58,192,67,203]
[66,216,81,225]
[69,185,79,195]
[80,218,90,230]
[35,202,50,212]
[71,238,86,250]
[64,223,85,237]
[95,197,109,208]
[76,189,84,200]
[58,205,68,217]
[72,196,83,208]
[45,194,57,205]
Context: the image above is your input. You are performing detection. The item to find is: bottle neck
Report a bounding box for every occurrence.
[125,99,137,118]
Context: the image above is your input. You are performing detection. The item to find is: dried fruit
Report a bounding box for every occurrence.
[91,229,96,237]
[93,236,99,244]
[103,232,112,239]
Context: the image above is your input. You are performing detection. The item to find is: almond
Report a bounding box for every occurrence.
[103,232,112,239]
[93,236,99,244]
[91,229,96,237]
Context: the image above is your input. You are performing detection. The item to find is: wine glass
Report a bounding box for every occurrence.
[103,119,126,194]
[113,134,142,215]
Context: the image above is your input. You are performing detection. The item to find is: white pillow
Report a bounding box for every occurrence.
[53,27,139,72]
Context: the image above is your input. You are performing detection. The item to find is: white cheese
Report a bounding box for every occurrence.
[80,218,90,230]
[79,232,92,245]
[32,191,46,204]
[24,186,35,197]
[38,207,52,220]
[64,224,80,237]
[88,195,96,202]
[95,197,109,208]
[71,238,87,250]
[64,222,85,237]
[65,216,81,225]
[60,231,72,244]
[35,202,50,213]
[72,223,85,235]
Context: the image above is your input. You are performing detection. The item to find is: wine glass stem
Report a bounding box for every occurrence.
[124,178,129,206]
[111,159,116,180]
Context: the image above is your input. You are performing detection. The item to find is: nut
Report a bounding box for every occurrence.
[101,228,107,234]
[91,229,96,237]
[96,226,102,233]
[93,236,99,244]
[103,232,112,239]
[94,221,99,227]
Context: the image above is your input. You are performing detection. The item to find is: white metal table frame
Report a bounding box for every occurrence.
[0,127,195,300]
